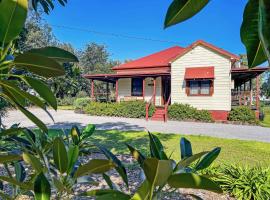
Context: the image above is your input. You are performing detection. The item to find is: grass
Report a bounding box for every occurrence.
[260,106,270,127]
[47,129,270,167]
[57,105,74,110]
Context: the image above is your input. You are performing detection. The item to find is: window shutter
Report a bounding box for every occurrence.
[186,81,190,96]
[210,80,214,95]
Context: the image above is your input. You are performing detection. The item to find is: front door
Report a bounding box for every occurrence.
[162,76,171,105]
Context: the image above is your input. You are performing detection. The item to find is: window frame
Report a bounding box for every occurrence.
[186,79,214,96]
[131,78,143,96]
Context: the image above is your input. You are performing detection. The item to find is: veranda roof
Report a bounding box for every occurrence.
[231,67,269,81]
[84,71,170,83]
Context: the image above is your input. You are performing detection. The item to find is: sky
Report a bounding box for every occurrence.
[44,0,248,61]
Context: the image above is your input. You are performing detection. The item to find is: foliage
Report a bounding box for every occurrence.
[84,101,155,118]
[16,10,57,52]
[57,96,76,106]
[0,124,127,199]
[36,129,270,167]
[168,103,212,122]
[164,0,270,67]
[229,106,256,123]
[79,43,118,74]
[213,165,270,200]
[123,133,222,199]
[76,91,88,98]
[0,98,9,123]
[260,106,270,127]
[31,0,67,14]
[73,97,91,110]
[0,0,78,132]
[48,43,89,98]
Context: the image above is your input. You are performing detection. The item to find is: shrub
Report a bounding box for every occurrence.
[168,103,212,122]
[214,165,270,200]
[75,91,88,98]
[84,101,154,118]
[229,106,256,123]
[73,97,91,110]
[57,96,76,106]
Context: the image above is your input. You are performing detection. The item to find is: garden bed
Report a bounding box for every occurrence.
[0,153,234,200]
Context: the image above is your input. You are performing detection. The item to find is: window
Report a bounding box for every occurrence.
[186,80,213,96]
[131,78,143,96]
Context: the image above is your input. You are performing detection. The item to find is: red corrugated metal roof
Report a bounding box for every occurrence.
[185,67,215,79]
[112,46,185,70]
[112,40,240,71]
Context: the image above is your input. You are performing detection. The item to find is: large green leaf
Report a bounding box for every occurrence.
[0,176,32,190]
[164,0,209,28]
[0,80,45,109]
[126,144,145,168]
[27,47,79,63]
[195,147,221,171]
[96,145,129,187]
[259,0,270,65]
[0,0,28,43]
[167,173,222,193]
[148,132,168,160]
[241,0,267,67]
[80,189,130,200]
[176,151,209,170]
[82,124,95,139]
[14,53,65,78]
[14,162,26,182]
[22,153,44,173]
[0,127,24,136]
[74,159,115,178]
[22,76,57,110]
[67,145,79,174]
[34,173,51,200]
[143,158,173,187]
[12,100,47,132]
[53,137,68,173]
[180,137,193,159]
[131,181,151,200]
[0,154,21,163]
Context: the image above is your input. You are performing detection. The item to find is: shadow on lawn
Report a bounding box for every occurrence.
[44,121,145,132]
[32,121,178,155]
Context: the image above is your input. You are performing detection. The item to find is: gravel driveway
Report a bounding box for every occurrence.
[3,108,270,143]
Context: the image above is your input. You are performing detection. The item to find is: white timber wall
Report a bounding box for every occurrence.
[171,45,232,111]
[118,77,162,106]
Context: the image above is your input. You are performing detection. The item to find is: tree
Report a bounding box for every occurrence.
[16,9,57,52]
[79,43,115,74]
[164,0,270,68]
[0,0,76,132]
[48,43,89,98]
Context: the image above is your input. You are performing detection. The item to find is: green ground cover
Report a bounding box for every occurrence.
[260,106,270,127]
[47,129,270,167]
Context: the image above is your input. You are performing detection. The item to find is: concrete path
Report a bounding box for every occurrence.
[3,108,270,143]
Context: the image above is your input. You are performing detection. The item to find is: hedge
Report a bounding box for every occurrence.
[229,106,256,123]
[168,103,212,122]
[83,101,154,118]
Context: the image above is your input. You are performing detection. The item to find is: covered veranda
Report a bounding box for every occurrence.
[231,67,269,110]
[83,72,171,105]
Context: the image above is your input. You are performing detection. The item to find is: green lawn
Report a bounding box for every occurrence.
[48,129,270,167]
[260,106,270,127]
